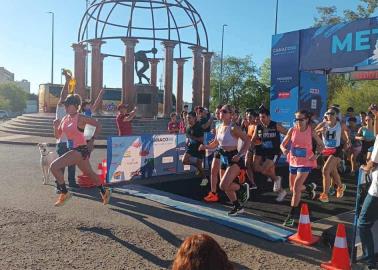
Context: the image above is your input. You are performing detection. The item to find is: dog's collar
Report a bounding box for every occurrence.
[41,153,50,157]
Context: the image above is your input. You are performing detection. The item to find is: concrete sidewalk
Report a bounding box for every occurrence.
[0,131,107,148]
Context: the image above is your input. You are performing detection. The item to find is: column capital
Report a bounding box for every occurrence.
[161,40,178,48]
[122,37,139,47]
[149,58,160,64]
[202,51,214,59]
[72,43,87,51]
[89,39,105,48]
[175,58,187,65]
[189,45,204,53]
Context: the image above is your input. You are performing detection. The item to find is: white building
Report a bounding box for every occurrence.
[0,67,30,93]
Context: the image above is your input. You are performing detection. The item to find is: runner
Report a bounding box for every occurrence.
[252,107,288,202]
[316,108,350,203]
[51,94,111,206]
[245,110,258,190]
[200,105,250,216]
[356,113,375,164]
[280,110,324,227]
[347,117,362,174]
[182,111,207,185]
[203,105,222,202]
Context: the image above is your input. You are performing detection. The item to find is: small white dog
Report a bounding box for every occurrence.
[38,143,58,184]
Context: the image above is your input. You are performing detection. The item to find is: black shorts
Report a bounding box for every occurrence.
[213,148,221,159]
[74,145,91,160]
[219,149,245,170]
[322,146,343,161]
[255,147,280,164]
[186,144,205,159]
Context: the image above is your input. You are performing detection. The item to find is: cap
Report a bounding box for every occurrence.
[63,94,81,107]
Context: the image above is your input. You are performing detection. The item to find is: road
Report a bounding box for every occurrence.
[0,144,328,269]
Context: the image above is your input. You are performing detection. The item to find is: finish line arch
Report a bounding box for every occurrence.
[270,16,378,127]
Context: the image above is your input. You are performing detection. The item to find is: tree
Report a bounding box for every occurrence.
[314,0,378,26]
[210,54,269,111]
[259,58,271,87]
[330,80,378,113]
[0,83,27,112]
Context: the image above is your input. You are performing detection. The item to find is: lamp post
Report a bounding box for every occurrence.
[219,24,227,103]
[275,0,279,34]
[85,0,89,88]
[47,11,54,85]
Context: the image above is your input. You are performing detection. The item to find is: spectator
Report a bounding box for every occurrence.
[116,104,137,136]
[183,104,189,113]
[345,107,360,126]
[172,234,234,270]
[198,107,213,133]
[168,112,180,134]
[348,117,362,174]
[360,111,368,127]
[179,111,188,133]
[80,89,105,117]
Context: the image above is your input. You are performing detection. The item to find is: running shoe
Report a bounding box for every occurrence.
[228,204,244,216]
[328,185,336,196]
[306,183,317,200]
[276,189,287,202]
[273,176,282,192]
[336,184,347,198]
[203,192,219,203]
[54,192,72,207]
[200,178,208,187]
[249,182,258,190]
[319,193,329,203]
[101,188,112,205]
[238,183,250,204]
[283,215,295,227]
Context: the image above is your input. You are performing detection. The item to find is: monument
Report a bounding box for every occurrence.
[74,0,213,118]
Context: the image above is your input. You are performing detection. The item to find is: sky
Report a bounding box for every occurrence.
[1,0,377,102]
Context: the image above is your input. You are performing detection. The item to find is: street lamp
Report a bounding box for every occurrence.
[85,0,89,88]
[47,11,54,85]
[275,0,279,34]
[219,24,227,103]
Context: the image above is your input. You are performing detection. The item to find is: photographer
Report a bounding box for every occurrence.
[358,104,378,270]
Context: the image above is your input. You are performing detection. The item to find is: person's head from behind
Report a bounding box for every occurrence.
[81,101,91,113]
[348,116,357,128]
[117,103,128,114]
[187,111,197,126]
[346,107,354,116]
[64,94,81,115]
[259,107,271,125]
[183,104,189,112]
[170,112,177,122]
[172,233,234,270]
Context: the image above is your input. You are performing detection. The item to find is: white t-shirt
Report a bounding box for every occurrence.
[368,135,378,197]
[56,104,67,143]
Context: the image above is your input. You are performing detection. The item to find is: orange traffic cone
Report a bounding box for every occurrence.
[288,203,320,246]
[321,224,351,270]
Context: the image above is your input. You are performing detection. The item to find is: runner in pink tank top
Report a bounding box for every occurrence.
[280,110,324,227]
[50,94,111,207]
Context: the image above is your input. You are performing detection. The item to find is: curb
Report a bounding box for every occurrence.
[0,140,107,149]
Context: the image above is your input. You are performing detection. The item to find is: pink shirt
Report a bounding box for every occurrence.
[59,113,86,148]
[288,126,316,168]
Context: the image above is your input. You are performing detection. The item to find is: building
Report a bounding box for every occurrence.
[0,67,14,83]
[0,67,30,93]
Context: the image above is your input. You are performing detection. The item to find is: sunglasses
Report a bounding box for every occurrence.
[220,109,230,114]
[294,118,305,122]
[326,112,335,116]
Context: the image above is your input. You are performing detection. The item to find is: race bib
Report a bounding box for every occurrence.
[292,147,307,158]
[262,140,273,149]
[220,155,229,166]
[67,140,74,150]
[325,139,336,148]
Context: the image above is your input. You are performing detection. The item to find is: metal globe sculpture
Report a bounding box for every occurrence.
[72,0,212,117]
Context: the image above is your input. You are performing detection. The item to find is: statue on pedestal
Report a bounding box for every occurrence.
[135,48,158,84]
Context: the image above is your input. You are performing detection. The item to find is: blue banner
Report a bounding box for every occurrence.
[299,71,328,122]
[270,31,300,128]
[300,17,378,70]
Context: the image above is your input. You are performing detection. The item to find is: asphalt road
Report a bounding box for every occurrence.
[0,144,332,269]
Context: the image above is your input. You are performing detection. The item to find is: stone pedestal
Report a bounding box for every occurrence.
[134,84,158,118]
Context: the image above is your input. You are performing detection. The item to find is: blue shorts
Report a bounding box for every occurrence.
[289,166,312,174]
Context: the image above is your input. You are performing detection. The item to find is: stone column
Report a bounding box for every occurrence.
[162,41,177,117]
[189,45,203,108]
[149,58,160,87]
[90,40,105,103]
[202,52,213,109]
[72,43,87,99]
[175,59,186,114]
[122,38,138,107]
[120,56,126,103]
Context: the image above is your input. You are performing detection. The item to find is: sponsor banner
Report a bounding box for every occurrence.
[300,16,378,70]
[350,70,378,80]
[151,134,177,176]
[176,134,196,173]
[271,31,300,127]
[299,71,328,122]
